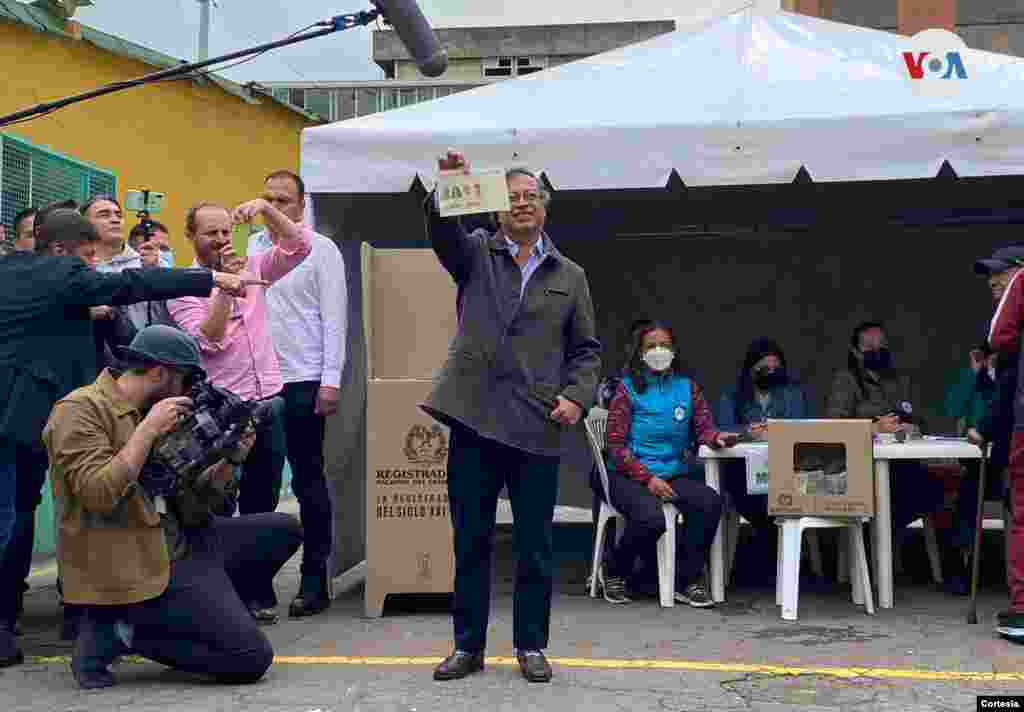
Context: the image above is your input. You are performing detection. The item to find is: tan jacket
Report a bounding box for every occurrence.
[42,370,234,606]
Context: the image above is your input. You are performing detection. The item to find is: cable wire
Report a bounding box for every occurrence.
[1,21,322,127]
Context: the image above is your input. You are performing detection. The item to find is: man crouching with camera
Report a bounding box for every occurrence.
[42,325,303,689]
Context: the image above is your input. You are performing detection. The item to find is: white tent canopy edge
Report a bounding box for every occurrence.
[301,9,1024,194]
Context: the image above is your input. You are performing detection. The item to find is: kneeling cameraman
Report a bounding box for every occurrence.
[43,325,303,689]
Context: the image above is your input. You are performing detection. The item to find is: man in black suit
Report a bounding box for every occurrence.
[0,209,253,667]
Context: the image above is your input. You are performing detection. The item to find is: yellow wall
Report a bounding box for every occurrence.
[0,19,317,263]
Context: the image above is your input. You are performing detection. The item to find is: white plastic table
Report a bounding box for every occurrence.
[699,437,984,608]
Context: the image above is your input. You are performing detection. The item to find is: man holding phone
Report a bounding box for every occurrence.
[128,221,174,268]
[168,199,311,622]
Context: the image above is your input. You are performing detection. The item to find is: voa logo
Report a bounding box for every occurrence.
[902,28,969,96]
[902,51,967,79]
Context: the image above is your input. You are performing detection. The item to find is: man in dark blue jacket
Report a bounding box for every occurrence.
[424,152,601,683]
[0,209,250,667]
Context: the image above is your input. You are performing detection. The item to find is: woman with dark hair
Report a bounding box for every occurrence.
[716,338,813,535]
[601,322,736,607]
[826,321,944,532]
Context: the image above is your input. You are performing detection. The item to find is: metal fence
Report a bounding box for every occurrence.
[0,133,116,233]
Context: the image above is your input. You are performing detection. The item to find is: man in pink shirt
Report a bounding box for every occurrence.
[168,199,311,623]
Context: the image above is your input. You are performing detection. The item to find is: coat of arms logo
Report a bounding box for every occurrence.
[403,424,448,465]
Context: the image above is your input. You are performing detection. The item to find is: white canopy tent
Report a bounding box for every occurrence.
[312,7,1024,579]
[302,8,1024,194]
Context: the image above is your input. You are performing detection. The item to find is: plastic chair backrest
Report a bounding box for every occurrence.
[585,408,612,503]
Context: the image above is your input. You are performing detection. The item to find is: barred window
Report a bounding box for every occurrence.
[1,133,116,233]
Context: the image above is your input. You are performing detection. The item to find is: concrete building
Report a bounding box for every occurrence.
[258,21,675,123]
[784,0,1024,56]
[261,2,1024,124]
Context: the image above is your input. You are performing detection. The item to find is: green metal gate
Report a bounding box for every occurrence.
[0,134,116,557]
[0,133,117,233]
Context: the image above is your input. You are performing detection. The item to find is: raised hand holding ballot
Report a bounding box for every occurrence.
[435,150,511,218]
[438,150,469,173]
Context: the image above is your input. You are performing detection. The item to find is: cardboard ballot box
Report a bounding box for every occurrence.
[365,379,455,617]
[361,244,459,381]
[361,243,459,617]
[767,419,874,518]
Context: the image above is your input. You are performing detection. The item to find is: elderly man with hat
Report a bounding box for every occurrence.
[977,245,1024,642]
[0,209,250,668]
[43,325,303,689]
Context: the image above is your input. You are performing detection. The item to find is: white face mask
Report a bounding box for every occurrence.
[642,346,675,372]
[988,366,997,380]
[159,249,174,268]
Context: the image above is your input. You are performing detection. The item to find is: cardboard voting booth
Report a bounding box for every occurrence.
[361,244,459,617]
[767,419,874,518]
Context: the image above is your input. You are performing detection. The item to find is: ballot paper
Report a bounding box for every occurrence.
[436,169,511,217]
[746,444,770,495]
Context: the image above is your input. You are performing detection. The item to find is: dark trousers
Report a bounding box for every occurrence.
[281,382,333,579]
[0,442,14,561]
[721,460,772,532]
[605,474,722,590]
[891,461,945,530]
[447,424,560,653]
[0,442,48,623]
[84,513,302,683]
[237,400,287,516]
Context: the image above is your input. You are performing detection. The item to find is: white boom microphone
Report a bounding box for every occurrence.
[371,0,449,78]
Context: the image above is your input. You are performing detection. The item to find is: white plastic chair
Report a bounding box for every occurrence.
[584,408,682,608]
[722,506,825,587]
[775,516,875,621]
[837,518,943,586]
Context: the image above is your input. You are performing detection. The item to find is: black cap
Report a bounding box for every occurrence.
[113,325,205,377]
[975,246,1024,275]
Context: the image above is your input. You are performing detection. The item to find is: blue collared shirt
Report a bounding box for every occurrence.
[504,234,546,299]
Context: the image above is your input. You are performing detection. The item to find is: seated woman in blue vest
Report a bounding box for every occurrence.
[603,321,736,607]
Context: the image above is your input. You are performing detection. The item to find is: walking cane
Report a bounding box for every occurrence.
[967,438,988,624]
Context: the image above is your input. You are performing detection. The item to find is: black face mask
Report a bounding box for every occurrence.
[754,367,787,390]
[862,347,892,372]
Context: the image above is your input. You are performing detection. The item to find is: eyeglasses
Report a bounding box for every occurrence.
[508,191,543,206]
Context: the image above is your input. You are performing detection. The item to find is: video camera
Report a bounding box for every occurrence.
[138,375,281,500]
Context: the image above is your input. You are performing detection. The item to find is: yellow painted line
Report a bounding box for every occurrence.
[22,655,1024,682]
[27,561,59,580]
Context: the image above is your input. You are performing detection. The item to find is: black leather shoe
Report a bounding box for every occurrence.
[0,622,23,668]
[517,650,552,683]
[71,617,127,689]
[289,575,331,618]
[433,650,485,680]
[288,592,330,618]
[247,604,280,625]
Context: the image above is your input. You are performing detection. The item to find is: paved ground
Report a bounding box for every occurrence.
[5,509,1024,711]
